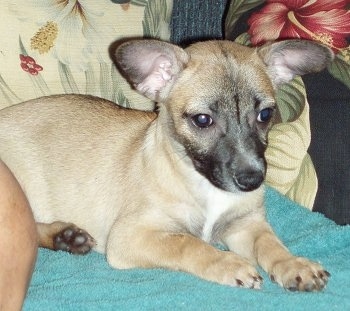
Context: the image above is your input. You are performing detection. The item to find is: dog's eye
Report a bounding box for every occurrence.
[257,108,274,123]
[192,114,213,128]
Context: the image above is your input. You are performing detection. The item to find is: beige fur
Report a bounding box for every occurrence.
[0,39,333,291]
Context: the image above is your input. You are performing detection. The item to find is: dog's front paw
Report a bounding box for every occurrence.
[270,257,330,291]
[203,252,263,289]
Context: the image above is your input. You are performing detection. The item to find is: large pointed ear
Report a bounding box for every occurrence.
[257,40,334,87]
[114,39,189,101]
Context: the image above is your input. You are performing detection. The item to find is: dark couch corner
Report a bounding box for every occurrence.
[305,72,350,225]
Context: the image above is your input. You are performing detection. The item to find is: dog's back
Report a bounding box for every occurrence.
[0,94,156,250]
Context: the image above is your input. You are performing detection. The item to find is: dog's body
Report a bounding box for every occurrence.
[0,40,333,290]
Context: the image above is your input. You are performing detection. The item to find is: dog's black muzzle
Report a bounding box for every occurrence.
[192,155,266,193]
[233,169,265,192]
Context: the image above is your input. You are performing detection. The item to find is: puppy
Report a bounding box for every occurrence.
[0,39,333,291]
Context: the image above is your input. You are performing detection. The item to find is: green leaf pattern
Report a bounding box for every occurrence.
[142,0,172,39]
[275,77,306,123]
[225,0,264,37]
[58,61,80,94]
[265,100,317,209]
[327,52,350,89]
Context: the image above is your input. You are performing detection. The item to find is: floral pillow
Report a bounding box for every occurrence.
[225,0,350,209]
[0,0,173,111]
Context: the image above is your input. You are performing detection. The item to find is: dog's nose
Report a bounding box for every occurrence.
[233,170,264,192]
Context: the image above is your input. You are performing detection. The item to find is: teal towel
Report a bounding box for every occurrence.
[24,187,350,310]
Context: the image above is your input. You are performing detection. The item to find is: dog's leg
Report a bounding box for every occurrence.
[224,220,330,291]
[37,222,96,255]
[107,227,263,288]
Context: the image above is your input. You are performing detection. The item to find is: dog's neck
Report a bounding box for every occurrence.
[142,117,265,244]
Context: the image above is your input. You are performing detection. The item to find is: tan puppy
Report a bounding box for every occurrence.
[0,39,333,291]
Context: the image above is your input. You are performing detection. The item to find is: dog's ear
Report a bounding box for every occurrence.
[257,40,334,87]
[115,40,189,101]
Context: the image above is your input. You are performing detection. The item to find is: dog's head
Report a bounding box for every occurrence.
[115,39,333,193]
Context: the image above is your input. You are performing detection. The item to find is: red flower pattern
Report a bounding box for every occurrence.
[247,0,350,53]
[20,54,43,75]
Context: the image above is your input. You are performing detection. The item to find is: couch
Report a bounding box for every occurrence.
[1,0,350,309]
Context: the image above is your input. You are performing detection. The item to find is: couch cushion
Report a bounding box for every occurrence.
[0,1,173,110]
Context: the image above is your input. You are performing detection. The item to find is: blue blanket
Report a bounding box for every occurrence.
[23,187,350,310]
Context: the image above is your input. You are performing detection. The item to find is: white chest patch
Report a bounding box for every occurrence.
[199,180,246,242]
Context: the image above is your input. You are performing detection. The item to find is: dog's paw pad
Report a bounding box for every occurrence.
[53,225,96,255]
[284,271,329,292]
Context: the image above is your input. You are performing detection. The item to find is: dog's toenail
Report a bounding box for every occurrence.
[236,279,244,287]
[253,276,261,282]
